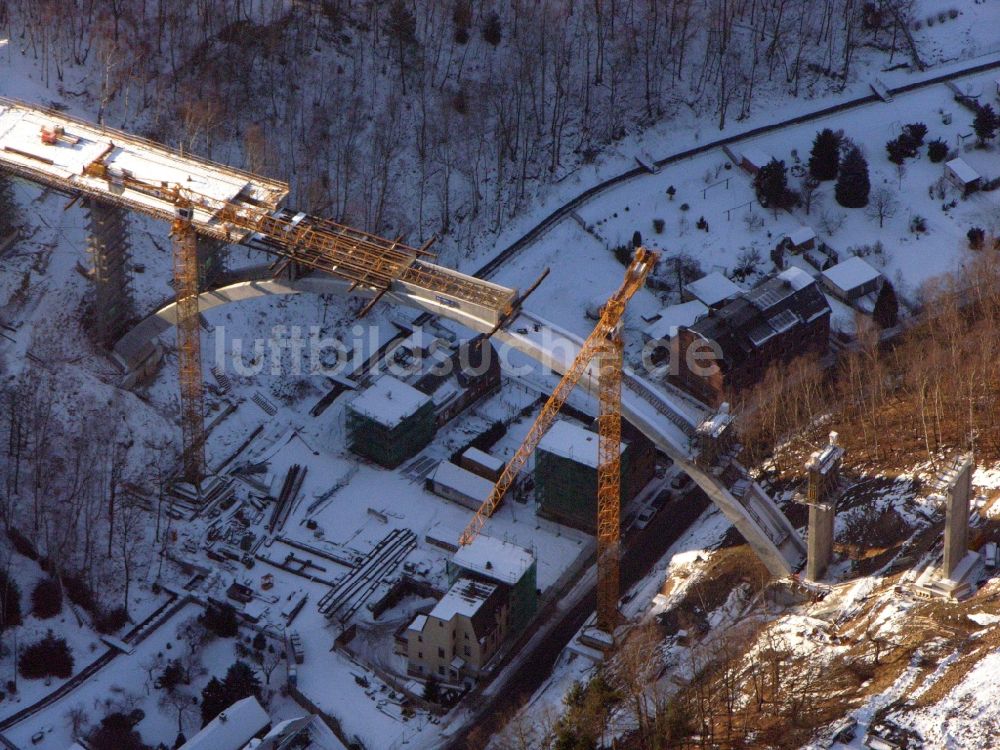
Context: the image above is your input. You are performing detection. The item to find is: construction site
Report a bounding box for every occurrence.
[0,90,823,746]
[3,6,1000,745]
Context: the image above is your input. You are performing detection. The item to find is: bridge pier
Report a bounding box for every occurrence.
[85,199,133,348]
[798,432,845,581]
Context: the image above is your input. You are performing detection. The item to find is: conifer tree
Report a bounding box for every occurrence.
[835,146,870,208]
[873,281,899,328]
[808,129,841,181]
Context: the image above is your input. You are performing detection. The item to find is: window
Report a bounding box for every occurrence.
[438,647,445,658]
[418,651,423,659]
[438,666,445,675]
[417,635,422,643]
[464,632,469,640]
[464,645,471,656]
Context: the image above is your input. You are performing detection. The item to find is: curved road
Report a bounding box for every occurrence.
[472,54,1000,282]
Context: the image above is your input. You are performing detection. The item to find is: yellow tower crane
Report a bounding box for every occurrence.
[459,247,658,634]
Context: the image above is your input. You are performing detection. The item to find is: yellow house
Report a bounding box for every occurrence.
[406,577,509,686]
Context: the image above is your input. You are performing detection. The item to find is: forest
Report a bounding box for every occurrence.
[2,0,916,266]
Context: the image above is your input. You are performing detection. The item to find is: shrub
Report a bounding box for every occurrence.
[201,601,239,638]
[905,123,928,147]
[968,227,986,250]
[679,202,690,211]
[927,138,948,162]
[981,176,1000,192]
[6,527,38,560]
[632,230,642,248]
[481,11,501,46]
[93,606,129,635]
[88,711,146,750]
[910,214,928,234]
[18,631,73,679]
[666,185,676,200]
[733,248,762,281]
[159,660,186,692]
[886,137,909,165]
[652,218,665,233]
[31,577,62,619]
[612,244,632,266]
[949,8,958,18]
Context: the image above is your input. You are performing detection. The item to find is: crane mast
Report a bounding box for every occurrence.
[171,208,205,483]
[459,247,658,634]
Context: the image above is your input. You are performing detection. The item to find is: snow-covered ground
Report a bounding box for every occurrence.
[1,5,999,747]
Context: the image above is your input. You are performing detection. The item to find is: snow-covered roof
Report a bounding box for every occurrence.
[252,716,347,750]
[180,696,270,750]
[429,577,498,621]
[821,256,882,294]
[740,147,772,170]
[685,271,741,307]
[408,614,428,633]
[347,375,431,428]
[431,461,494,503]
[461,446,505,473]
[788,226,815,246]
[452,535,535,585]
[643,300,709,340]
[777,265,816,291]
[946,157,980,184]
[538,420,626,469]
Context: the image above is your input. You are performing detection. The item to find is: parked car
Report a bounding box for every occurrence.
[652,488,673,510]
[635,507,655,530]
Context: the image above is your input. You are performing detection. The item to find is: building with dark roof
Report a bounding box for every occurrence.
[674,267,831,406]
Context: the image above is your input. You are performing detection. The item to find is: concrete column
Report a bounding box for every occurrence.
[943,455,974,579]
[85,199,133,348]
[803,432,844,581]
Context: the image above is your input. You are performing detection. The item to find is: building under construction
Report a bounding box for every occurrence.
[535,419,655,532]
[346,375,436,468]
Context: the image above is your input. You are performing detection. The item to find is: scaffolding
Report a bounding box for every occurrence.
[197,234,227,289]
[85,199,133,347]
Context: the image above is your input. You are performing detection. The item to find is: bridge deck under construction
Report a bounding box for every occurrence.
[0,97,517,317]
